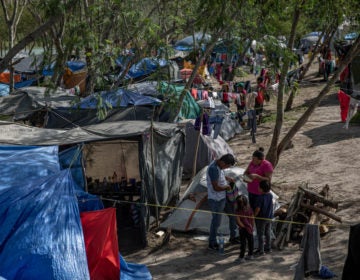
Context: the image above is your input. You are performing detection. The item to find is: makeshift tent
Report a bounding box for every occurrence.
[299,32,324,53]
[113,56,180,82]
[0,86,162,127]
[0,145,151,279]
[174,32,212,51]
[77,87,161,109]
[127,81,201,120]
[179,121,234,179]
[157,82,201,120]
[0,120,185,208]
[160,166,247,234]
[63,60,87,95]
[81,208,120,280]
[160,165,280,235]
[13,54,44,74]
[0,86,78,123]
[0,169,90,279]
[198,99,243,141]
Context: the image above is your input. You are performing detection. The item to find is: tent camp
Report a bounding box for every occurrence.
[0,145,152,279]
[160,165,279,236]
[0,86,162,128]
[0,120,185,208]
[0,119,185,257]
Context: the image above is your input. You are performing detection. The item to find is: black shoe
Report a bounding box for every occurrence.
[208,244,219,251]
[264,249,272,253]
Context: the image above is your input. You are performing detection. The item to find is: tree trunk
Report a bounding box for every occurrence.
[274,37,360,167]
[0,16,58,73]
[266,2,302,166]
[285,25,337,112]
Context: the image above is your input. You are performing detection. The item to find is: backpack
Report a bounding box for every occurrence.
[256,91,264,104]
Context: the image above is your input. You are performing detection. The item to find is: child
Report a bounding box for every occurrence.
[235,195,255,263]
[254,180,273,256]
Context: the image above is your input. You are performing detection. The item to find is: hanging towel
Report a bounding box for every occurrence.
[294,224,322,280]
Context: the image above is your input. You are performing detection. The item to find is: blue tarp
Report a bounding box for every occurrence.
[173,32,211,51]
[0,83,9,96]
[120,254,152,280]
[76,88,162,109]
[115,57,169,80]
[0,169,90,280]
[0,146,60,191]
[58,145,104,212]
[14,78,37,88]
[125,58,168,79]
[66,61,87,72]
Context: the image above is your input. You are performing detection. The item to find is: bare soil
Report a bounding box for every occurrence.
[124,59,360,279]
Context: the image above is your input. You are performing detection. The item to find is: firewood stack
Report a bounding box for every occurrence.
[273,183,341,250]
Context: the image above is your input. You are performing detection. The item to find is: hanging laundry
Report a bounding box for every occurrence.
[202,90,209,100]
[338,90,350,122]
[191,88,198,99]
[197,89,202,100]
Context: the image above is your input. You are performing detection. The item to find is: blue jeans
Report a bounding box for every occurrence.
[247,110,257,143]
[208,198,226,246]
[255,219,272,253]
[224,201,237,239]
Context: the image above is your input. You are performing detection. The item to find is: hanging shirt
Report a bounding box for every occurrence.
[191,88,198,99]
[202,90,209,100]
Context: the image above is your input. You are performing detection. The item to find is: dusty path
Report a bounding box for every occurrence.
[125,62,360,279]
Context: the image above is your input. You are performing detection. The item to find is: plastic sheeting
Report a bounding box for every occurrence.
[77,88,161,109]
[180,121,234,179]
[0,170,90,280]
[81,208,120,280]
[59,145,104,212]
[160,166,280,235]
[120,254,152,280]
[159,82,201,120]
[0,146,60,191]
[174,32,211,51]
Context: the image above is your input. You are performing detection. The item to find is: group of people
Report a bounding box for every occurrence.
[233,77,267,143]
[206,148,274,263]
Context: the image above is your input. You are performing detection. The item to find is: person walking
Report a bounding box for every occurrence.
[245,91,258,143]
[235,195,255,263]
[206,154,236,250]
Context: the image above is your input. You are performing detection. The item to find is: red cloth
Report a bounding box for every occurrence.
[338,90,350,122]
[340,66,349,82]
[81,208,120,280]
[191,88,198,99]
[256,83,266,104]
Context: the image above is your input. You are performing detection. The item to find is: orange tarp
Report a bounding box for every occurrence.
[0,72,21,84]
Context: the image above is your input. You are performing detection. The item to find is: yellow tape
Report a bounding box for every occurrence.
[99,197,353,229]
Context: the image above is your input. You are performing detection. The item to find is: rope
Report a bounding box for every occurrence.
[80,196,355,229]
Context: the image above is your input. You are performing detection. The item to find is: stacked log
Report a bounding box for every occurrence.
[273,183,340,250]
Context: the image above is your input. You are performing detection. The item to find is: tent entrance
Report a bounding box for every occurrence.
[83,139,146,253]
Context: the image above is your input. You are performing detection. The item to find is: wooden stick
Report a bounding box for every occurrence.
[298,186,338,209]
[300,202,342,223]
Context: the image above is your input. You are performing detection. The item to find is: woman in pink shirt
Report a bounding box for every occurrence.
[243,147,273,210]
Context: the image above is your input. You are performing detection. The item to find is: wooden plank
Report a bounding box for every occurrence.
[300,202,342,223]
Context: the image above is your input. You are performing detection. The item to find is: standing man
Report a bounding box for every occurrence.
[206,154,236,250]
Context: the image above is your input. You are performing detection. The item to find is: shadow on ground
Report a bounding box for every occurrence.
[303,122,360,147]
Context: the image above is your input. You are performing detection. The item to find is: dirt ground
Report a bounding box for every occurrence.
[124,59,360,279]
